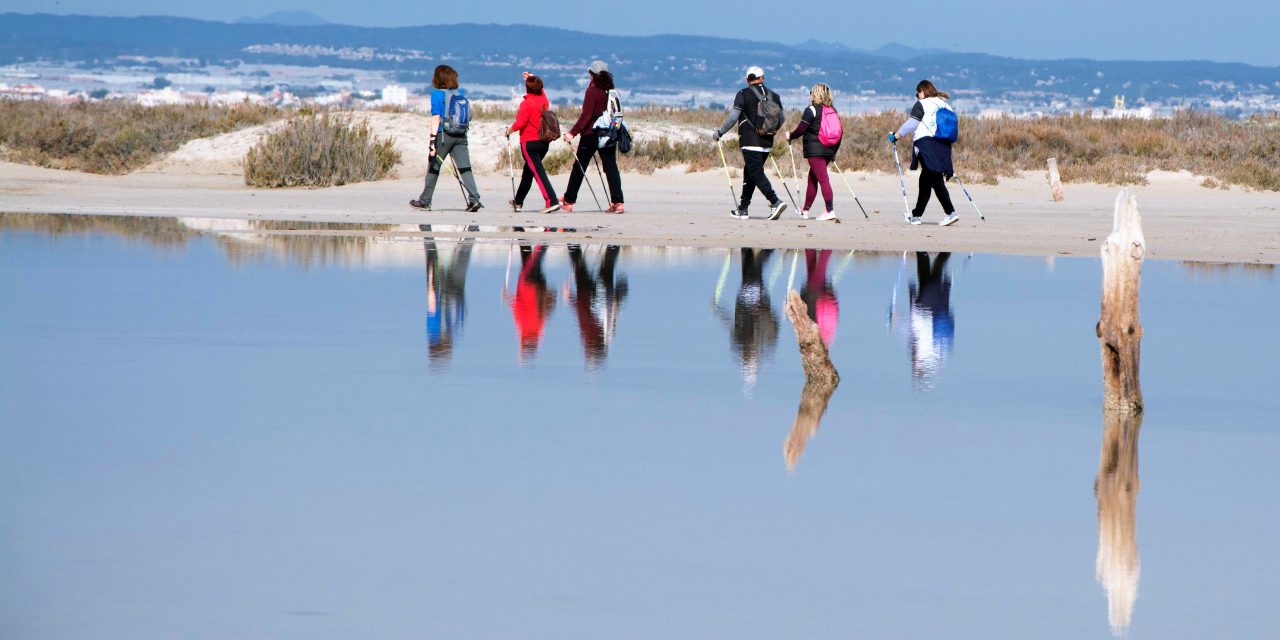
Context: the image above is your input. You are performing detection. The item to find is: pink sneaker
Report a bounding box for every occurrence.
[560,202,575,212]
[607,203,625,213]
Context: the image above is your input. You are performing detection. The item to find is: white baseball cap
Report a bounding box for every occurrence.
[746,66,765,80]
[588,60,609,74]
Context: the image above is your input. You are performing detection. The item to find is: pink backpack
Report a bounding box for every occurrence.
[817,105,842,146]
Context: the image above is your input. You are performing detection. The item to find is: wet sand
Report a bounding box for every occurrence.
[2,161,1277,263]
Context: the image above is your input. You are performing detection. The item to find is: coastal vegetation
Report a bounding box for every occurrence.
[242,113,400,187]
[0,100,279,174]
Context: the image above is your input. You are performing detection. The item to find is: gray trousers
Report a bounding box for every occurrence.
[419,133,480,206]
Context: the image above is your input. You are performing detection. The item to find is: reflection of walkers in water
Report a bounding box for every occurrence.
[799,249,839,346]
[424,229,475,370]
[565,244,628,370]
[506,244,556,364]
[713,248,779,389]
[908,251,954,388]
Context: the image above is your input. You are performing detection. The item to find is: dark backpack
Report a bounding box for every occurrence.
[753,86,783,136]
[539,105,561,142]
[441,89,470,134]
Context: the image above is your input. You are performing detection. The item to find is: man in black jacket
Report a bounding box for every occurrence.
[714,66,788,221]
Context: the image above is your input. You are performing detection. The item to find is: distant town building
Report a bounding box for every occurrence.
[381,84,408,106]
[136,87,185,106]
[0,83,47,100]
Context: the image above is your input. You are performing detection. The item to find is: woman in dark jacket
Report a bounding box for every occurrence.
[561,61,624,213]
[783,83,840,221]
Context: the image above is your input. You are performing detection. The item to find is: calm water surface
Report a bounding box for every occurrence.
[1,218,1277,639]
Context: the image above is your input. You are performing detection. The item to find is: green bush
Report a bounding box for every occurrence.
[242,114,400,188]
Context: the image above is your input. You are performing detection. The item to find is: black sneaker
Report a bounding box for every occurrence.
[730,207,749,220]
[768,200,788,221]
[409,199,430,211]
[466,201,484,213]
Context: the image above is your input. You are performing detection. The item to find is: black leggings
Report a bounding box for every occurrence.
[564,136,624,205]
[914,166,955,216]
[515,140,559,207]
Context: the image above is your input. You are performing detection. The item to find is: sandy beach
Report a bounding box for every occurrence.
[3,111,1277,264]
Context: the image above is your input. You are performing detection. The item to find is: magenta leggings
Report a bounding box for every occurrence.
[804,157,834,212]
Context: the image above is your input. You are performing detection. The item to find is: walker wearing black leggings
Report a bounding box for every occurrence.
[915,167,955,217]
[564,138,623,208]
[514,140,559,209]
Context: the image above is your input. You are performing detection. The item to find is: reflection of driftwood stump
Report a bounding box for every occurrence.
[1095,408,1142,637]
[1097,190,1145,414]
[783,290,839,471]
[784,290,839,384]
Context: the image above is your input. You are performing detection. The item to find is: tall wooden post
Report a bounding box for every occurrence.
[1047,157,1065,202]
[782,289,839,471]
[1097,189,1144,414]
[1094,189,1145,636]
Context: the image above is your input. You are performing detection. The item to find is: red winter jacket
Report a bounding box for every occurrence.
[512,92,551,143]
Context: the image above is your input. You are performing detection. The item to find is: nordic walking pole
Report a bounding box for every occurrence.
[713,249,732,307]
[787,140,800,182]
[592,154,612,205]
[505,239,514,290]
[507,137,517,211]
[437,154,473,204]
[952,175,986,221]
[716,139,739,206]
[769,154,799,210]
[830,161,870,219]
[890,133,912,221]
[567,141,603,211]
[832,249,856,285]
[887,250,905,330]
[786,250,799,291]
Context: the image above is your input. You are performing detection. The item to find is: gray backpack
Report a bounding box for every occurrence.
[753,86,783,136]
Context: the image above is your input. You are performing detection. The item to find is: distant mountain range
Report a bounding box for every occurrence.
[3,13,1277,112]
[236,11,329,27]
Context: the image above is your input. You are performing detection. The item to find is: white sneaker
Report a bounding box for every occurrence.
[939,214,960,226]
[908,215,923,225]
[815,211,838,221]
[799,209,810,220]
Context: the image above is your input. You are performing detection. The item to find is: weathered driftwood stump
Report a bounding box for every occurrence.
[1047,157,1065,202]
[782,290,839,471]
[1097,189,1145,414]
[1095,408,1143,637]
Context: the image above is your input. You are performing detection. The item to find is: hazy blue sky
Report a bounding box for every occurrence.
[8,0,1280,66]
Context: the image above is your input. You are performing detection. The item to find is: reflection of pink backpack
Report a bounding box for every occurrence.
[817,105,843,146]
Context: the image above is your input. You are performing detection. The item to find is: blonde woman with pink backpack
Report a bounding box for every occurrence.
[782,83,842,221]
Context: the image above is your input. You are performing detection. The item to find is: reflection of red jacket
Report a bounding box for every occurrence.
[512,279,547,349]
[512,92,551,143]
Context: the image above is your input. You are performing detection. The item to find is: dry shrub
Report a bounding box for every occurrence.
[0,100,279,174]
[1223,159,1280,191]
[243,114,400,188]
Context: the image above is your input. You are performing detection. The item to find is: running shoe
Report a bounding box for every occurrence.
[540,203,561,214]
[815,211,838,222]
[730,208,749,220]
[939,214,960,226]
[768,200,788,221]
[908,215,923,225]
[465,201,483,213]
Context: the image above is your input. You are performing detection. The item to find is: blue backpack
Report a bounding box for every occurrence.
[442,89,471,134]
[935,104,958,143]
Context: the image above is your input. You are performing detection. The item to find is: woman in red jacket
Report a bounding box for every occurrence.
[505,73,561,213]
